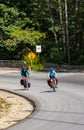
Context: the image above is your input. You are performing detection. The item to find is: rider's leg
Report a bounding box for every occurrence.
[53,78,56,85]
[23,76,28,90]
[25,76,29,90]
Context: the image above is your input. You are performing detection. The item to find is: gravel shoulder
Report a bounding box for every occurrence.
[0,90,34,129]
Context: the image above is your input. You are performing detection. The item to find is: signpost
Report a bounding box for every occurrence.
[36,45,41,53]
[28,52,36,70]
[36,45,41,69]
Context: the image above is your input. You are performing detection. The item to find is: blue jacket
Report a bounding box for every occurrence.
[20,68,30,77]
[48,71,57,78]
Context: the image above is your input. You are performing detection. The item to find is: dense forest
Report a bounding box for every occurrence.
[0,0,84,67]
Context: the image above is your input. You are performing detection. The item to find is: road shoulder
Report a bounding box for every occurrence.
[0,90,34,129]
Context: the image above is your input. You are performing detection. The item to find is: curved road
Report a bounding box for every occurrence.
[0,70,84,130]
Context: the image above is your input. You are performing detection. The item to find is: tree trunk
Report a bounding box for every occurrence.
[58,0,66,58]
[45,0,58,44]
[74,0,79,45]
[64,0,70,64]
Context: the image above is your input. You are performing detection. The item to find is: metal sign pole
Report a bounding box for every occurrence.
[36,45,41,70]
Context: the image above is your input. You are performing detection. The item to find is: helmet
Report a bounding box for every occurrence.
[49,67,54,71]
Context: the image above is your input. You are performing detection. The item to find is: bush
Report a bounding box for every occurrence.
[23,53,44,70]
[76,55,84,65]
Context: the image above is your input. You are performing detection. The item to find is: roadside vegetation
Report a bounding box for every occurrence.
[0,98,11,111]
[0,0,84,69]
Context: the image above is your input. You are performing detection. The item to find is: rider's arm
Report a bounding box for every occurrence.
[48,72,50,78]
[54,72,57,78]
[26,69,30,76]
[20,70,23,77]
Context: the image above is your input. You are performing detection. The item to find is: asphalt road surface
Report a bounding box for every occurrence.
[0,71,84,130]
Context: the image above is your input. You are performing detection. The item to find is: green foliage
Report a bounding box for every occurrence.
[72,55,84,65]
[50,48,64,64]
[9,26,45,45]
[0,3,46,60]
[0,0,84,65]
[23,53,44,70]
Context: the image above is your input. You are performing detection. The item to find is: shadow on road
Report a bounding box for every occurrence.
[14,89,28,91]
[40,90,56,93]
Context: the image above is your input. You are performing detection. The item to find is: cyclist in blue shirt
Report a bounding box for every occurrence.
[20,66,30,78]
[48,67,57,86]
[20,66,30,89]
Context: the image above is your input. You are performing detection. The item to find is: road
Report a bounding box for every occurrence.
[0,71,84,130]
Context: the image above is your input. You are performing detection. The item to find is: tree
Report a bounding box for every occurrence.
[0,3,46,60]
[64,0,70,64]
[58,0,66,60]
[45,0,58,44]
[0,0,84,65]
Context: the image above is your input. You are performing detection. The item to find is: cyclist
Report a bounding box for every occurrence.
[20,66,30,89]
[48,67,57,86]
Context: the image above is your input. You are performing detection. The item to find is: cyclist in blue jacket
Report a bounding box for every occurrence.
[20,66,30,78]
[20,66,30,89]
[48,67,57,86]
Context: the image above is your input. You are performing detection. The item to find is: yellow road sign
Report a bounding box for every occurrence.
[28,52,36,60]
